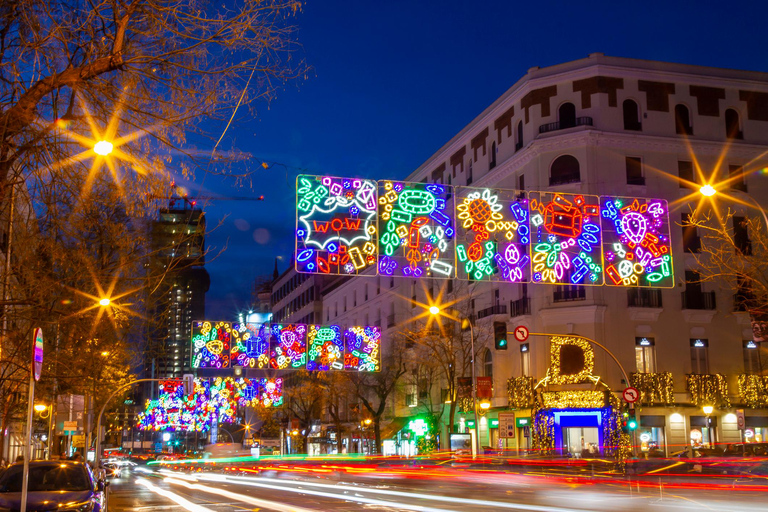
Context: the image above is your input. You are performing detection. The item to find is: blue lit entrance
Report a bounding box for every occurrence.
[553,409,603,457]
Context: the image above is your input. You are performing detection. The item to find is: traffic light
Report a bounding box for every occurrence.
[494,322,508,350]
[627,413,638,430]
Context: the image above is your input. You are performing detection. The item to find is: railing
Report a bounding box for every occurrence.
[510,297,531,317]
[553,287,586,302]
[681,291,716,310]
[549,173,581,186]
[387,314,396,328]
[628,288,663,308]
[539,116,593,134]
[477,304,507,319]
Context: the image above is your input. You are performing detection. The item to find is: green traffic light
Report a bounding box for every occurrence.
[628,419,637,430]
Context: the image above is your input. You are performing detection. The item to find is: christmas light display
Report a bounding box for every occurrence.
[229,323,270,369]
[296,175,378,275]
[455,187,529,282]
[541,390,606,409]
[378,180,455,278]
[547,335,595,385]
[529,192,602,285]
[507,376,536,409]
[191,321,233,369]
[600,196,673,287]
[630,372,675,406]
[307,324,344,371]
[269,324,307,369]
[685,374,730,408]
[343,326,381,372]
[738,374,768,408]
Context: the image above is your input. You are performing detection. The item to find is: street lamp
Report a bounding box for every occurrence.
[99,297,111,307]
[428,305,480,457]
[702,404,714,448]
[93,140,114,156]
[33,404,53,460]
[698,183,768,227]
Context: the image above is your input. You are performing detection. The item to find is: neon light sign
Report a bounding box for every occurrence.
[529,192,603,285]
[307,324,344,371]
[378,180,455,278]
[296,175,378,275]
[191,321,232,369]
[229,323,270,368]
[343,326,381,372]
[455,187,529,282]
[600,196,673,287]
[269,324,308,369]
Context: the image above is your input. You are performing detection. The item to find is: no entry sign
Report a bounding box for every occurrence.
[622,387,639,403]
[513,326,529,342]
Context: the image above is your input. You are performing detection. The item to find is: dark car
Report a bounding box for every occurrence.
[0,460,107,511]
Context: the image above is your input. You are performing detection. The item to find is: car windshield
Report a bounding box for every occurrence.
[0,464,91,492]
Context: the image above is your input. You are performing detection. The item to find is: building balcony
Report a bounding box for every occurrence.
[539,116,593,134]
[628,288,663,308]
[630,372,674,406]
[510,297,531,317]
[681,291,716,310]
[553,287,586,302]
[477,304,507,319]
[738,374,768,408]
[685,373,730,408]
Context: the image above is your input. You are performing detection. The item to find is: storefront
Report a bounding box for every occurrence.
[690,416,717,449]
[745,416,768,444]
[638,415,666,456]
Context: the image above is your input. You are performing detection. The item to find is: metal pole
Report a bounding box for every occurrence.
[468,319,480,458]
[21,372,35,512]
[729,189,768,228]
[46,406,53,460]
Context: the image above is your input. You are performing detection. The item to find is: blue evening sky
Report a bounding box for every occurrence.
[198,0,768,317]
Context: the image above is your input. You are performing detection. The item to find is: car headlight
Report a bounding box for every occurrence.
[60,501,95,512]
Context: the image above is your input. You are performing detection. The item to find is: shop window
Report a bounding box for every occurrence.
[635,337,657,373]
[549,155,580,186]
[623,99,641,130]
[678,160,695,188]
[690,338,710,374]
[559,102,576,129]
[675,104,693,135]
[725,108,743,139]
[626,156,645,185]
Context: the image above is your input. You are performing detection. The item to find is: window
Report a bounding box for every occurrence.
[377,277,381,295]
[335,302,338,317]
[725,108,743,139]
[733,216,751,255]
[483,349,493,378]
[467,159,473,185]
[635,337,657,373]
[549,155,580,186]
[681,213,701,253]
[678,161,695,188]
[559,102,576,129]
[553,283,585,302]
[520,343,530,376]
[490,141,497,169]
[728,164,747,192]
[675,104,693,135]
[447,279,453,294]
[344,296,347,312]
[626,156,645,185]
[518,173,525,191]
[516,121,523,151]
[364,284,369,301]
[390,277,394,288]
[623,99,641,130]
[352,290,357,307]
[743,340,762,375]
[690,339,710,374]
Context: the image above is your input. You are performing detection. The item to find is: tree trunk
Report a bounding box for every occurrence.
[373,418,381,455]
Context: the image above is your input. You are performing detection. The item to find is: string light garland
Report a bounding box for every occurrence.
[547,336,595,385]
[630,372,675,406]
[541,390,607,409]
[737,374,768,408]
[685,374,730,408]
[507,376,536,408]
[457,397,473,413]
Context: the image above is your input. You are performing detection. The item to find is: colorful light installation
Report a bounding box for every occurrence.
[343,326,381,372]
[455,187,530,282]
[600,196,673,287]
[296,175,378,275]
[378,180,455,278]
[307,324,344,371]
[191,321,233,369]
[529,192,603,285]
[269,324,308,369]
[229,323,270,369]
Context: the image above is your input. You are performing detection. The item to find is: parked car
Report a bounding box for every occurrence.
[0,460,108,511]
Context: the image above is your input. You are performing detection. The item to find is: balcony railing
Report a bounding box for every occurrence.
[630,372,674,406]
[549,173,581,186]
[738,374,768,408]
[681,291,716,310]
[539,116,593,134]
[477,304,507,319]
[510,297,531,317]
[628,288,663,308]
[685,373,730,408]
[553,287,586,302]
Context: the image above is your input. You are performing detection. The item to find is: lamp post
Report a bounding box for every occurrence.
[702,404,714,449]
[699,184,768,228]
[33,404,53,460]
[428,306,480,457]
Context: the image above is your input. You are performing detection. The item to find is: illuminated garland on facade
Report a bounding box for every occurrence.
[630,372,675,406]
[531,408,555,451]
[685,373,730,408]
[737,374,768,408]
[547,336,595,384]
[541,390,607,409]
[507,376,536,409]
[456,397,473,413]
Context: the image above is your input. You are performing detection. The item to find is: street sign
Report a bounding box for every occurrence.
[513,326,529,342]
[498,412,516,439]
[63,421,78,433]
[72,435,85,448]
[33,328,43,382]
[736,409,746,430]
[622,387,639,403]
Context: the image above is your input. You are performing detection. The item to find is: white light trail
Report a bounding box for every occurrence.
[164,477,317,512]
[135,478,214,512]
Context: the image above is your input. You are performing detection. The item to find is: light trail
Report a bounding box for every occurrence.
[163,477,317,512]
[135,477,214,512]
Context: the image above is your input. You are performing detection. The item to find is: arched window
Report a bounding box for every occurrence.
[623,99,641,130]
[490,141,497,169]
[483,349,493,378]
[550,155,580,186]
[675,104,692,135]
[559,102,576,129]
[516,121,523,150]
[467,159,473,185]
[725,108,743,139]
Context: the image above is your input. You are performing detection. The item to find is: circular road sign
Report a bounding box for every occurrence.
[513,326,529,342]
[622,387,639,403]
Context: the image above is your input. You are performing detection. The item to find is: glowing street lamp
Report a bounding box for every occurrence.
[33,404,47,413]
[702,405,714,415]
[99,297,111,307]
[428,305,480,457]
[93,140,114,156]
[699,184,716,197]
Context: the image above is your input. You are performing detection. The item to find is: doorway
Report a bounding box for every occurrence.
[563,427,599,457]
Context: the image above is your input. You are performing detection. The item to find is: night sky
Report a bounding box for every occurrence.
[196,0,768,318]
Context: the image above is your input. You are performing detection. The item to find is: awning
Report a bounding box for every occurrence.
[380,417,411,440]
